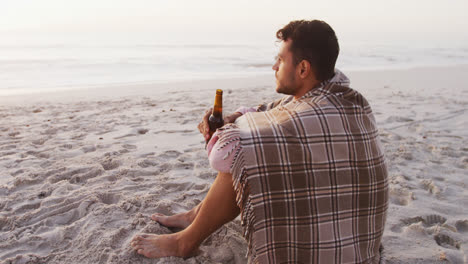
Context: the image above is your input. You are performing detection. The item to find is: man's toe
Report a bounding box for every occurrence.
[132,235,147,243]
[131,243,140,250]
[153,215,170,225]
[151,213,163,221]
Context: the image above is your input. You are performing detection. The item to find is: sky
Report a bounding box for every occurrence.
[1,0,468,45]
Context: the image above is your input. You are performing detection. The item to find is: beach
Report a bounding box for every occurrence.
[0,65,467,263]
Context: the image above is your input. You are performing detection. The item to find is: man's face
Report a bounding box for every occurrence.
[272,39,299,95]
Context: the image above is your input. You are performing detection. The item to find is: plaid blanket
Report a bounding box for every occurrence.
[218,82,388,263]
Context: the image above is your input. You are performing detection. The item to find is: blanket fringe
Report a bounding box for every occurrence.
[218,123,258,262]
[230,138,257,262]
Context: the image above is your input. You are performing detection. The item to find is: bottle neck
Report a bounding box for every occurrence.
[212,90,223,117]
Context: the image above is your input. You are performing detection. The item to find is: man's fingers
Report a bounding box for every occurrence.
[198,121,209,135]
[204,108,212,121]
[224,112,242,124]
[198,108,212,137]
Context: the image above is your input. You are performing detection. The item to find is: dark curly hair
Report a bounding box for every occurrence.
[276,20,339,81]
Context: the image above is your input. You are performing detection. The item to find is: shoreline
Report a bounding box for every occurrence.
[1,64,467,105]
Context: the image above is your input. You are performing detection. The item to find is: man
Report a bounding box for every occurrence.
[131,20,388,263]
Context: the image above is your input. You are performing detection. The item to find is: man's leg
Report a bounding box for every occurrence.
[130,172,240,258]
[151,201,202,229]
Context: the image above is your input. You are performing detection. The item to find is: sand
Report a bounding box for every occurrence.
[0,65,467,263]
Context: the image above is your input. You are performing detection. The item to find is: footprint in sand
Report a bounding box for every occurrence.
[423,214,448,226]
[389,174,411,187]
[401,214,447,227]
[122,144,137,150]
[71,133,86,140]
[393,214,449,233]
[32,137,48,145]
[60,144,73,150]
[139,152,155,158]
[101,159,120,171]
[157,163,173,173]
[49,166,103,184]
[8,131,20,137]
[420,179,442,195]
[455,220,468,233]
[385,116,414,123]
[138,159,158,168]
[157,150,182,161]
[161,182,187,192]
[434,234,460,250]
[398,221,427,237]
[197,171,217,180]
[11,169,24,176]
[42,127,58,135]
[70,167,103,184]
[389,186,414,206]
[178,163,195,170]
[457,156,468,169]
[81,145,96,153]
[97,192,122,205]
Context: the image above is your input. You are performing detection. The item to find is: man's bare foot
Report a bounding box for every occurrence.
[151,203,201,229]
[151,212,192,229]
[130,233,193,258]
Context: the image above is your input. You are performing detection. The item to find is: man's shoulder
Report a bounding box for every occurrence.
[328,84,371,108]
[297,84,371,112]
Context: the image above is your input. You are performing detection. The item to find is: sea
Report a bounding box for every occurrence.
[1,37,468,96]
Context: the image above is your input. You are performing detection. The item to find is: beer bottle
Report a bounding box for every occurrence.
[208,89,224,139]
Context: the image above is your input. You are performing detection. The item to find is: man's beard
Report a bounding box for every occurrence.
[276,75,297,95]
[276,84,296,95]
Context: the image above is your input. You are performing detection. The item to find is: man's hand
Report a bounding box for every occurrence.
[198,108,212,141]
[223,112,243,125]
[198,109,243,142]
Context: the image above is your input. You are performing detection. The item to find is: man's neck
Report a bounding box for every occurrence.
[293,80,321,100]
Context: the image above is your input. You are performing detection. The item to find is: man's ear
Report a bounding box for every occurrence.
[299,60,310,78]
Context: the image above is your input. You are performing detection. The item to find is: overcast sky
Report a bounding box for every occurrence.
[1,0,467,45]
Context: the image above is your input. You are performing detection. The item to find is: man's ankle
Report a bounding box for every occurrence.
[186,205,200,223]
[175,232,198,257]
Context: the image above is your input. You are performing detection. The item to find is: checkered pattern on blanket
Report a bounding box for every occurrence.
[219,83,388,263]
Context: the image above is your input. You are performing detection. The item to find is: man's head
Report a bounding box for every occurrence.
[272,20,339,97]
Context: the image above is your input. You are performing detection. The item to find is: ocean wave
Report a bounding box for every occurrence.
[1,43,468,94]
